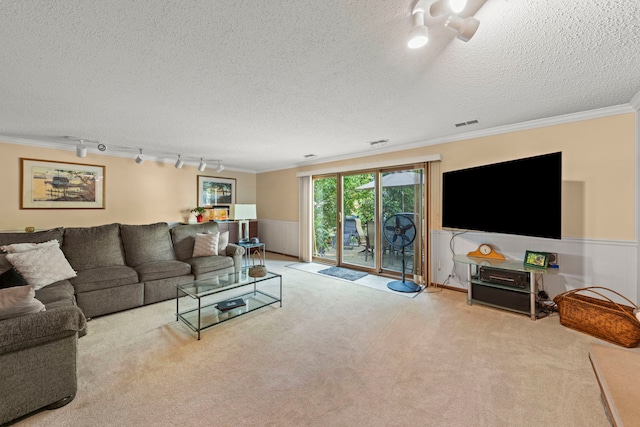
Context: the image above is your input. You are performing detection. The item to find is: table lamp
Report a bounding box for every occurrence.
[229,204,257,242]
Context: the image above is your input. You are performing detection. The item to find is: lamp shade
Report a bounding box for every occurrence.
[229,204,257,220]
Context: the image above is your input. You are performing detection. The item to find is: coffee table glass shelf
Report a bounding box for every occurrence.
[176,268,282,340]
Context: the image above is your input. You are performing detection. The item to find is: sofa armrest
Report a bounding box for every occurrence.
[225,243,245,272]
[0,305,87,355]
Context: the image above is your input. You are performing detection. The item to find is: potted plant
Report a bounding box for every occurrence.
[191,207,207,223]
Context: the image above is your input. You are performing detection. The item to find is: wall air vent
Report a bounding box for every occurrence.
[455,119,480,128]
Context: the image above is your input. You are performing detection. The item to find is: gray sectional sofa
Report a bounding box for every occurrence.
[0,221,244,425]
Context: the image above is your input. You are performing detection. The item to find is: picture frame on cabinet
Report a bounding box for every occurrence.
[524,250,551,269]
[197,175,236,207]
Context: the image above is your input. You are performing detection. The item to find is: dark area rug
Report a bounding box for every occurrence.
[317,266,368,281]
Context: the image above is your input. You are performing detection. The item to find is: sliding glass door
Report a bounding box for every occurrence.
[312,176,337,262]
[340,172,375,270]
[380,168,424,279]
[312,165,426,282]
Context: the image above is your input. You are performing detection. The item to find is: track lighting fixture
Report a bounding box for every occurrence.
[429,0,467,16]
[175,155,184,169]
[449,0,466,13]
[198,158,206,172]
[215,161,225,173]
[445,15,480,42]
[410,0,480,47]
[135,149,145,164]
[76,139,87,158]
[408,0,428,49]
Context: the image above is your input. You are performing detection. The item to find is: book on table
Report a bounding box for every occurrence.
[217,298,246,311]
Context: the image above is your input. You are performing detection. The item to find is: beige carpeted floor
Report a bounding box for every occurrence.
[15,254,610,426]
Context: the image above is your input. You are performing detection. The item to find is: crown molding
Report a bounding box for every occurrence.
[0,135,255,173]
[2,103,635,175]
[629,89,640,111]
[259,104,634,173]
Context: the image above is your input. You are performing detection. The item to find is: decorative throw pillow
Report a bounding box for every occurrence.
[6,245,77,290]
[0,268,28,289]
[218,231,229,254]
[1,239,59,254]
[0,285,46,321]
[192,232,220,257]
[1,239,60,274]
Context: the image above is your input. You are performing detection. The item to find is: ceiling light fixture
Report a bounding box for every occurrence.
[198,158,206,172]
[175,155,184,169]
[408,0,428,49]
[135,149,144,164]
[449,0,467,13]
[445,15,480,42]
[215,160,224,173]
[75,139,87,158]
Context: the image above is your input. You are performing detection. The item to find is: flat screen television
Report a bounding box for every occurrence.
[442,152,562,239]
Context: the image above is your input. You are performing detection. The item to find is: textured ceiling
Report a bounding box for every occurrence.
[0,0,639,172]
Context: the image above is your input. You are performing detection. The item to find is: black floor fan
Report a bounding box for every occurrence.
[383,214,421,293]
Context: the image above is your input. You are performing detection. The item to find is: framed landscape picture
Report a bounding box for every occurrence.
[21,158,105,209]
[197,176,236,207]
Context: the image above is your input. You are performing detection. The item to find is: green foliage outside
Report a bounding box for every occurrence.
[313,172,420,255]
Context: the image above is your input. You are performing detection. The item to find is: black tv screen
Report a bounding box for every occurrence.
[442,152,562,239]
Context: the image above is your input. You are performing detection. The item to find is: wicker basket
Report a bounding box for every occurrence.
[553,287,640,348]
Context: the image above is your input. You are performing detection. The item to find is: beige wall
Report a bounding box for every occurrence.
[256,113,636,240]
[0,142,257,231]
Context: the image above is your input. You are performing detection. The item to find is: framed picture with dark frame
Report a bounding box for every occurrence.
[523,250,551,269]
[197,175,236,207]
[20,158,105,209]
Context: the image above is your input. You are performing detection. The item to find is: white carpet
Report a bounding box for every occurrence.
[13,254,610,427]
[286,262,424,298]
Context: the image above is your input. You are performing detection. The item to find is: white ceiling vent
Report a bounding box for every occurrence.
[454,119,480,128]
[368,139,388,147]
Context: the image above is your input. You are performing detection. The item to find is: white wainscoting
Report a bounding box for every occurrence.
[259,219,300,258]
[430,230,639,304]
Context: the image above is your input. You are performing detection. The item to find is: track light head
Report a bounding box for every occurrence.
[449,0,467,13]
[408,2,428,49]
[198,158,206,172]
[215,161,225,173]
[175,155,184,169]
[135,149,145,164]
[76,139,87,158]
[445,15,480,42]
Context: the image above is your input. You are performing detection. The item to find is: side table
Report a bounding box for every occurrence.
[238,242,266,269]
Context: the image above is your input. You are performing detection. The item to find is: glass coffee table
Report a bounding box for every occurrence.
[175,267,282,340]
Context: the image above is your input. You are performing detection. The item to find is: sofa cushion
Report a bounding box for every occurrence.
[134,260,191,282]
[70,265,139,293]
[0,285,45,320]
[184,255,234,276]
[6,245,77,290]
[62,223,127,271]
[171,222,220,261]
[35,280,76,308]
[121,223,176,267]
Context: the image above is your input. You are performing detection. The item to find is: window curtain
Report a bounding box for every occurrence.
[298,175,312,261]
